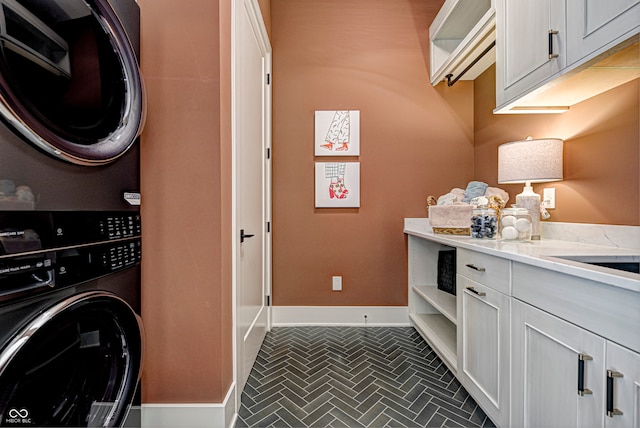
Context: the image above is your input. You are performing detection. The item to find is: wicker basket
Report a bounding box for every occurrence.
[427,198,472,236]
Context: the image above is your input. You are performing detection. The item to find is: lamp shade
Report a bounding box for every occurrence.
[498,138,563,184]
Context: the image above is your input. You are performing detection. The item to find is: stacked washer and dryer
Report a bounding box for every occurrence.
[0,0,145,426]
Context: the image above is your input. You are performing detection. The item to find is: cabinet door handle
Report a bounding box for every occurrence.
[548,29,559,59]
[465,264,486,272]
[465,286,486,297]
[606,370,624,417]
[578,353,593,396]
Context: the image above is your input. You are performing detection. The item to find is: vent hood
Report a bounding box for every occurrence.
[429,0,496,86]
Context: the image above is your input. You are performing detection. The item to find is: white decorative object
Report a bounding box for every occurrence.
[515,217,532,232]
[498,137,563,240]
[470,196,489,207]
[501,215,516,227]
[314,110,360,156]
[501,226,518,240]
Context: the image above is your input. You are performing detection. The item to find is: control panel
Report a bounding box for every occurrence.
[0,211,141,302]
[0,211,141,255]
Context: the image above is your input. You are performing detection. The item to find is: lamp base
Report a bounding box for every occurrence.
[516,186,541,240]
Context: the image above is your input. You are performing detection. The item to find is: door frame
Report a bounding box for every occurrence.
[231,0,272,415]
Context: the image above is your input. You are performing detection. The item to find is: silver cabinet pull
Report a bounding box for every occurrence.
[465,287,486,297]
[578,354,593,396]
[606,370,624,417]
[465,264,486,272]
[548,29,559,59]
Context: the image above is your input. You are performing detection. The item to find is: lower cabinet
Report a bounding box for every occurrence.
[512,299,640,428]
[405,229,639,428]
[456,276,510,428]
[605,341,640,428]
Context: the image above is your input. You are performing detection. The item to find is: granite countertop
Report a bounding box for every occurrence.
[404,218,640,293]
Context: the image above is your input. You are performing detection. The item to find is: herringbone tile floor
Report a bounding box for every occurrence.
[236,326,495,427]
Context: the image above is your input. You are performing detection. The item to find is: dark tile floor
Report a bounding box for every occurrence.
[236,326,495,427]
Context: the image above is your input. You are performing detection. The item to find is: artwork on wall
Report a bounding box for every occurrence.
[314,110,360,156]
[315,162,360,208]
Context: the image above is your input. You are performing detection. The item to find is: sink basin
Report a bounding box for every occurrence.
[552,255,639,274]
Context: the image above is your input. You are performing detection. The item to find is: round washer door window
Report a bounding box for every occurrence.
[0,0,145,165]
[0,291,144,427]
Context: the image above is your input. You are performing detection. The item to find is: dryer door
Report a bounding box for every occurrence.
[0,291,143,427]
[0,0,145,165]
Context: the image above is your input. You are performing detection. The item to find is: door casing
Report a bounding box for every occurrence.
[231,0,272,414]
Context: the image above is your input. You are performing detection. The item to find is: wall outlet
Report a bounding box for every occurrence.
[332,276,342,291]
[542,188,556,209]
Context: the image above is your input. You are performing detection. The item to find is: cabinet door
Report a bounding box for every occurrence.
[457,277,509,428]
[495,0,566,109]
[566,0,640,66]
[511,299,605,428]
[605,342,640,428]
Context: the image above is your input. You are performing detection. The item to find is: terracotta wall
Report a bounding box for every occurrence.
[473,66,640,226]
[270,0,474,306]
[133,0,638,407]
[138,0,233,403]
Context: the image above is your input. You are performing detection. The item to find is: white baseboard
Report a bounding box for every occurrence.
[142,383,236,428]
[271,306,410,326]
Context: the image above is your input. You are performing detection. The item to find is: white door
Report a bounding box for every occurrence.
[233,0,271,405]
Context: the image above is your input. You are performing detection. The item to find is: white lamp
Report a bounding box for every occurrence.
[498,137,563,240]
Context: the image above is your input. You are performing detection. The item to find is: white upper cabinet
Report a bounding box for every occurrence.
[566,0,640,65]
[495,0,640,113]
[495,0,566,112]
[429,0,496,86]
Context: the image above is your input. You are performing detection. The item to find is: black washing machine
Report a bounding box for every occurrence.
[0,0,146,426]
[0,212,143,427]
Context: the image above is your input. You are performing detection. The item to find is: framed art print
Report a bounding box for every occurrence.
[314,110,360,156]
[315,162,360,208]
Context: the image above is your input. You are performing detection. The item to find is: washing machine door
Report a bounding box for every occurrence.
[0,291,144,427]
[0,0,145,165]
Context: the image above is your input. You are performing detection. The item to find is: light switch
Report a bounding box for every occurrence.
[332,276,342,291]
[542,188,556,209]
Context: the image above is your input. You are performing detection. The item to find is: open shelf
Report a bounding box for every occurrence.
[430,0,496,85]
[407,235,458,375]
[410,313,457,374]
[413,285,456,325]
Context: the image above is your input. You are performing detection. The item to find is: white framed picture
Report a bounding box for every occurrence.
[315,162,360,208]
[314,110,360,156]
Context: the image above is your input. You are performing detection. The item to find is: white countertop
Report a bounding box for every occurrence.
[404,218,640,293]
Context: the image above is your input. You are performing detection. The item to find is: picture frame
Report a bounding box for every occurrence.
[314,162,360,208]
[314,110,360,156]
